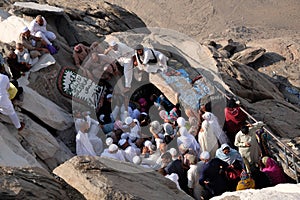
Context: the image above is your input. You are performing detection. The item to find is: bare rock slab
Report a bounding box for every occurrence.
[53,156,192,200]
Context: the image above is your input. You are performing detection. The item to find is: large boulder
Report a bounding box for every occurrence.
[211,183,300,200]
[0,166,71,200]
[21,86,73,131]
[0,123,41,168]
[53,156,192,200]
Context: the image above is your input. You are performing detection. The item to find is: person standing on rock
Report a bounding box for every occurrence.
[104,41,134,92]
[28,15,56,46]
[0,73,25,131]
[234,122,264,172]
[76,121,96,156]
[134,44,168,73]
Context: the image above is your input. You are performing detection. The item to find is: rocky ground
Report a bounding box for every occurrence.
[0,0,299,199]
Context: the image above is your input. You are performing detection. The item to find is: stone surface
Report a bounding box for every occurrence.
[211,183,300,200]
[13,2,64,13]
[20,86,73,131]
[231,47,266,65]
[0,122,41,168]
[53,156,192,200]
[0,166,70,200]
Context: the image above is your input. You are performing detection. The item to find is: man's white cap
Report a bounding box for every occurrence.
[144,140,152,148]
[21,26,29,33]
[125,116,133,125]
[118,138,127,146]
[106,94,113,99]
[200,151,210,160]
[109,144,118,153]
[109,41,117,46]
[121,133,129,139]
[133,156,142,165]
[106,137,113,146]
[169,148,177,156]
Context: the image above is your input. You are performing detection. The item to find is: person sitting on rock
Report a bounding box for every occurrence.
[0,73,25,131]
[6,50,31,80]
[73,43,91,68]
[14,43,38,69]
[134,44,168,73]
[19,26,49,58]
[28,15,56,46]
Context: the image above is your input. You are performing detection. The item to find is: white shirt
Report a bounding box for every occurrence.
[108,42,134,65]
[28,17,48,35]
[101,150,126,161]
[76,130,96,156]
[187,164,199,189]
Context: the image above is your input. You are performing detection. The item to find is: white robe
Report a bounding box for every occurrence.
[76,130,96,156]
[74,116,103,155]
[100,150,126,161]
[135,48,168,73]
[198,120,219,157]
[28,17,56,45]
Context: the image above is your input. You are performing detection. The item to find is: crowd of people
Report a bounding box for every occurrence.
[0,14,289,200]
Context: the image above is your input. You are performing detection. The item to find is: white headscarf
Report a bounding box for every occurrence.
[202,112,229,145]
[177,127,200,154]
[177,117,186,127]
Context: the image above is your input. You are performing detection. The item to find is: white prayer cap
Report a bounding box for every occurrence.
[133,156,142,165]
[121,133,129,139]
[200,151,210,160]
[106,137,113,146]
[150,120,162,133]
[106,94,113,99]
[125,116,133,125]
[177,117,186,127]
[118,138,127,146]
[144,140,152,148]
[99,114,105,122]
[21,26,29,33]
[109,41,117,46]
[169,148,177,156]
[109,144,118,153]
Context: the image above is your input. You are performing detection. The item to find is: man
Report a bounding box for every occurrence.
[0,74,25,131]
[104,41,134,91]
[73,43,91,68]
[118,138,138,163]
[234,121,264,172]
[75,121,96,156]
[124,116,141,142]
[134,44,168,73]
[28,15,56,46]
[19,26,49,58]
[100,144,126,161]
[161,152,189,193]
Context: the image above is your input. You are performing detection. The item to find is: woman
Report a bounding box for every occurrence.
[198,120,218,158]
[177,127,200,157]
[224,98,247,144]
[203,112,230,146]
[261,156,286,186]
